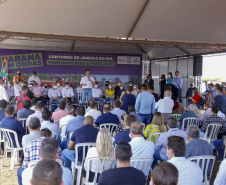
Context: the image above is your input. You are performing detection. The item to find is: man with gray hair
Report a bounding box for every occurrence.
[22,137,72,185]
[129,121,154,176]
[185,125,212,158]
[59,105,75,140]
[152,117,187,168]
[178,103,197,129]
[155,90,174,113]
[0,77,9,102]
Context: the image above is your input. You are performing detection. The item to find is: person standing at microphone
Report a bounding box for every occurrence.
[80,69,95,104]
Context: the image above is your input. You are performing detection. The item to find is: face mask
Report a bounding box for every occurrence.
[31,83,34,86]
[28,85,33,88]
[21,83,24,86]
[133,86,136,89]
[8,84,11,87]
[168,75,171,78]
[147,76,149,79]
[118,83,121,86]
[129,84,133,86]
[120,87,123,90]
[105,84,108,87]
[57,83,60,87]
[94,85,98,88]
[65,85,69,89]
[54,86,57,89]
[17,73,21,76]
[109,86,112,89]
[190,84,193,87]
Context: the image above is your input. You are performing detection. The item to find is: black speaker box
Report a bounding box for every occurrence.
[193,56,203,76]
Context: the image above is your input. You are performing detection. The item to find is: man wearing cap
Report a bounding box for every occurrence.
[80,69,95,104]
[48,83,61,110]
[28,71,41,86]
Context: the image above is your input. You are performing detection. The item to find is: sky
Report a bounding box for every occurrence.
[203,54,226,81]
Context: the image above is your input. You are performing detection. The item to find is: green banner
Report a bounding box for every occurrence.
[47,60,115,67]
[1,53,43,69]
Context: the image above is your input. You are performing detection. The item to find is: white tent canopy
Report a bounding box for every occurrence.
[1,0,226,59]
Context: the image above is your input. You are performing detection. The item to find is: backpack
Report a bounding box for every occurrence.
[17,95,26,105]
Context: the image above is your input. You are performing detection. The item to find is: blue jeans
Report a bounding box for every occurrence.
[50,98,60,110]
[105,97,114,103]
[17,167,25,185]
[152,150,163,169]
[92,97,106,109]
[60,140,68,151]
[38,96,47,105]
[82,89,92,104]
[62,149,75,170]
[213,139,224,159]
[196,103,200,109]
[139,113,152,126]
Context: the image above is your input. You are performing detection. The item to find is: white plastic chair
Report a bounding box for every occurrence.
[0,122,4,149]
[82,157,116,185]
[52,132,58,139]
[72,142,96,185]
[131,158,154,181]
[171,114,181,122]
[1,128,23,170]
[181,117,197,130]
[54,118,61,126]
[141,123,146,132]
[18,118,28,133]
[100,123,118,136]
[149,132,163,144]
[188,155,216,185]
[201,123,222,144]
[61,124,67,141]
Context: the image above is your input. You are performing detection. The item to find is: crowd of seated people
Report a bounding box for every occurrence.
[1,70,226,184]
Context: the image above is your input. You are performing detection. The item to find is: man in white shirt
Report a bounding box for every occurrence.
[22,117,41,146]
[92,81,106,109]
[111,100,126,121]
[129,121,154,176]
[28,71,41,86]
[0,77,9,102]
[7,81,15,101]
[85,101,101,121]
[80,69,95,104]
[56,80,64,97]
[62,82,74,104]
[14,78,22,98]
[48,83,61,111]
[59,105,75,140]
[155,90,174,113]
[22,137,72,185]
[41,109,58,135]
[167,136,203,185]
[26,102,43,126]
[214,158,226,184]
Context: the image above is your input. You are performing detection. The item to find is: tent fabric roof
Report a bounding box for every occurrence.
[0,0,226,59]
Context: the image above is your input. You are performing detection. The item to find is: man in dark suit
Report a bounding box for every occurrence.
[145,74,154,88]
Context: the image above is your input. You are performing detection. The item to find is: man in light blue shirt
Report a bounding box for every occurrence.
[41,109,58,135]
[111,100,126,121]
[128,105,142,123]
[167,136,203,185]
[129,122,154,176]
[60,106,85,151]
[22,117,41,146]
[172,71,183,103]
[152,117,187,168]
[135,84,155,126]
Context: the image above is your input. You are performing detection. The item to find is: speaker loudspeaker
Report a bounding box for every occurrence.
[193,56,203,76]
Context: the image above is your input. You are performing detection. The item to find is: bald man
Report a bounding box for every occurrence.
[155,90,174,113]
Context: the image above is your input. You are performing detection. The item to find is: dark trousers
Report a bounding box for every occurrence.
[173,88,182,103]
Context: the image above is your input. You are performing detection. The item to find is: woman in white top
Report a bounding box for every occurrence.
[132,84,139,96]
[84,128,115,182]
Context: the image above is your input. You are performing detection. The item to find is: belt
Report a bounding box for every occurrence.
[83,88,92,90]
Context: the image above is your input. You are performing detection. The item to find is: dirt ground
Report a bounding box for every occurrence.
[0,154,20,185]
